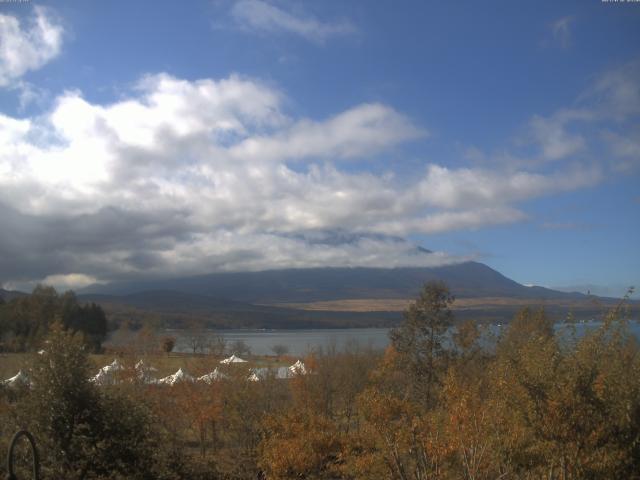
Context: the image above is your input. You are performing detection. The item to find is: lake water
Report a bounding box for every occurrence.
[169,320,640,356]
[172,328,391,355]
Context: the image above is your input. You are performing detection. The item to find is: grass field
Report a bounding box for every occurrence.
[269,296,616,312]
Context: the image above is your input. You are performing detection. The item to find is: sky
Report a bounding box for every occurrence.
[0,0,638,297]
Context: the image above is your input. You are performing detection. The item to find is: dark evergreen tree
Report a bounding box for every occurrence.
[0,286,108,352]
[389,280,454,406]
[24,323,159,480]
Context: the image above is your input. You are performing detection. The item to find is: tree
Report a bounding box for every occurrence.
[206,333,226,356]
[451,319,486,382]
[186,322,206,354]
[229,339,251,357]
[162,336,176,355]
[271,344,289,357]
[0,286,108,352]
[498,306,554,356]
[441,369,499,480]
[60,291,108,352]
[23,322,160,480]
[486,304,640,479]
[260,409,343,479]
[389,281,454,406]
[135,323,159,355]
[0,296,5,348]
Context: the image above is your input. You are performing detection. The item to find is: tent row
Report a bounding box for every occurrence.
[90,359,159,385]
[2,356,308,389]
[91,358,307,386]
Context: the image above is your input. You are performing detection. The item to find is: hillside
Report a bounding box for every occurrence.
[79,290,400,329]
[70,261,630,328]
[5,262,625,329]
[81,261,586,303]
[0,288,26,302]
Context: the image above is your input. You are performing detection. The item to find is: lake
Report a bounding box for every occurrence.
[172,328,391,355]
[169,320,640,356]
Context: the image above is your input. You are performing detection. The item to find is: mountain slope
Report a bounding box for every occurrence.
[6,262,623,327]
[79,290,400,329]
[0,288,27,302]
[81,262,584,303]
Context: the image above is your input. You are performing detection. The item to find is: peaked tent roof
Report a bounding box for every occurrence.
[159,368,194,386]
[99,358,125,374]
[197,368,226,383]
[220,354,247,364]
[3,370,30,388]
[91,369,116,386]
[134,360,158,383]
[289,360,307,375]
[135,360,158,372]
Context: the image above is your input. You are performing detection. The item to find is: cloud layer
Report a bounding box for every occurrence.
[1,66,613,289]
[230,0,356,43]
[0,7,63,87]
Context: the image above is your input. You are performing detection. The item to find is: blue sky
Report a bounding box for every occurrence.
[0,0,638,296]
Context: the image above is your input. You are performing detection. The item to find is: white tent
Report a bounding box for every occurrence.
[90,370,114,386]
[102,359,124,373]
[158,368,194,386]
[220,354,247,364]
[91,359,126,385]
[135,360,158,372]
[247,367,270,382]
[197,368,226,384]
[3,370,30,388]
[247,366,292,382]
[289,360,307,375]
[135,360,158,383]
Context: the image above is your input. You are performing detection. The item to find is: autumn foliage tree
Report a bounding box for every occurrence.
[490,307,640,479]
[2,282,638,480]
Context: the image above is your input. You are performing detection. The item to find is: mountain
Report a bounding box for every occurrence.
[79,290,399,329]
[0,288,26,302]
[7,261,620,328]
[73,261,618,327]
[81,261,585,303]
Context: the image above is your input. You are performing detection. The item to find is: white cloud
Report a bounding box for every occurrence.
[602,128,640,172]
[528,109,592,161]
[410,164,600,210]
[130,232,473,276]
[0,73,605,285]
[514,60,639,168]
[9,80,48,111]
[42,273,102,290]
[603,128,640,157]
[581,59,640,121]
[372,207,527,236]
[549,16,574,49]
[229,103,426,162]
[0,6,63,87]
[231,0,356,43]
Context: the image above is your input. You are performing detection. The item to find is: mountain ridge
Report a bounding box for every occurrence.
[80,261,587,303]
[0,288,27,302]
[7,262,625,328]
